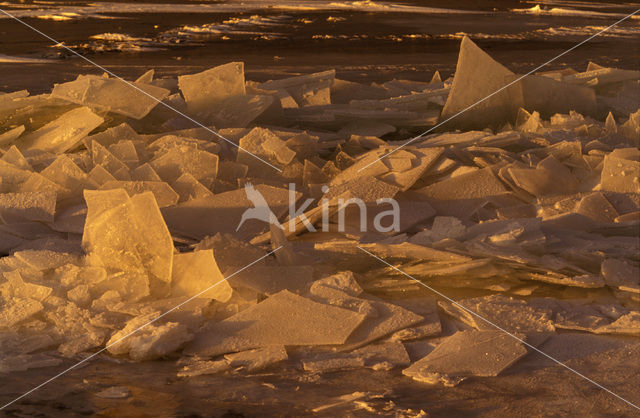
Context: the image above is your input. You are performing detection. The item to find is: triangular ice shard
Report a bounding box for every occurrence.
[441,36,523,129]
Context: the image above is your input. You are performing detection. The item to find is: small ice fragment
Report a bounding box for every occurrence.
[131,163,162,182]
[312,392,370,413]
[601,258,639,291]
[303,357,365,373]
[0,353,62,374]
[85,122,141,149]
[258,70,335,108]
[171,172,213,202]
[136,69,154,84]
[107,313,192,360]
[171,250,232,302]
[563,67,640,87]
[0,297,44,328]
[237,127,298,176]
[177,358,229,377]
[95,386,130,399]
[224,345,288,372]
[150,146,219,183]
[601,148,640,193]
[411,216,466,244]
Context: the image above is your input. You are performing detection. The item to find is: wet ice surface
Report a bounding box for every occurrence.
[2,335,640,416]
[0,13,639,417]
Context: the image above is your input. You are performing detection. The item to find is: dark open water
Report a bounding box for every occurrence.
[0,0,638,92]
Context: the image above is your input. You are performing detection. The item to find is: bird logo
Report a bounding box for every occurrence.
[236,183,283,231]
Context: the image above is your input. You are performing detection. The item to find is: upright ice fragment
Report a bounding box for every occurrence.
[441,37,522,129]
[600,148,640,193]
[85,122,141,149]
[258,70,335,108]
[82,189,174,285]
[237,127,298,177]
[178,62,245,115]
[40,155,91,200]
[171,250,232,302]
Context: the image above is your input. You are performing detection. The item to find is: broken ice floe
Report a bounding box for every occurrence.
[0,37,638,395]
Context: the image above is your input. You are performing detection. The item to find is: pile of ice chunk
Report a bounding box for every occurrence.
[0,37,638,387]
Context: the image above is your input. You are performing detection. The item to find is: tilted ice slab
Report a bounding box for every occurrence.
[52,75,170,120]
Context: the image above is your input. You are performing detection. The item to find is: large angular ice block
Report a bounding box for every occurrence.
[82,189,174,285]
[178,62,245,115]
